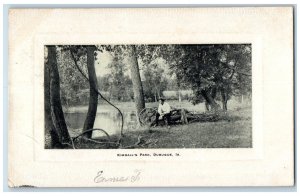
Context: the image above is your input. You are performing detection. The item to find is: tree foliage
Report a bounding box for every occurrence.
[56,47,89,106]
[157,44,252,109]
[143,62,168,102]
[98,56,134,101]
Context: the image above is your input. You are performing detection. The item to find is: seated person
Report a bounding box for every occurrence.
[155,97,171,127]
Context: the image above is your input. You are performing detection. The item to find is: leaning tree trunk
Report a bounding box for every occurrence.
[128,45,145,124]
[44,47,61,148]
[82,46,99,138]
[201,89,220,112]
[48,45,71,145]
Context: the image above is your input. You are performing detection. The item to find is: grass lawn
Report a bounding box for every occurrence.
[120,106,252,148]
[72,105,252,149]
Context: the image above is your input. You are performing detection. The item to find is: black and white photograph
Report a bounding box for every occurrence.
[7,6,294,188]
[45,44,252,149]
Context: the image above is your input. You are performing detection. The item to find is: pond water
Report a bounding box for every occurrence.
[64,110,138,137]
[64,99,246,138]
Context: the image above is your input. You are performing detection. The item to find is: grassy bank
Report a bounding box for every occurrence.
[46,101,251,149]
[72,105,252,149]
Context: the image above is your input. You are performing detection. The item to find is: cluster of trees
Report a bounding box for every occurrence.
[45,45,146,148]
[162,44,252,111]
[142,62,168,102]
[97,56,134,102]
[45,44,251,148]
[56,47,89,106]
[97,61,184,103]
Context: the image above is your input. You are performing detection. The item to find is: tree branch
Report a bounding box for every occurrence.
[225,65,252,77]
[69,50,89,81]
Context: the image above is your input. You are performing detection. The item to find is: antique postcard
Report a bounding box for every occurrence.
[8,7,294,187]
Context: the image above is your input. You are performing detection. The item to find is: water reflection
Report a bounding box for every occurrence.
[64,111,137,137]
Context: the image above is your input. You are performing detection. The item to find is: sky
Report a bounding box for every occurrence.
[94,51,113,77]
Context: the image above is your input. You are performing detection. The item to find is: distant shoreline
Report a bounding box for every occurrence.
[62,99,248,114]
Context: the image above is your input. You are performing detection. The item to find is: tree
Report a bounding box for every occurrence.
[99,45,146,121]
[57,48,89,106]
[82,46,99,138]
[143,63,168,102]
[159,44,251,111]
[68,45,100,138]
[157,44,220,111]
[44,46,61,148]
[45,45,71,147]
[226,45,252,103]
[216,44,252,109]
[128,45,146,121]
[98,75,110,92]
[105,56,133,101]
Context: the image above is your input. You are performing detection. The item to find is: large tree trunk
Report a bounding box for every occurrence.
[204,87,218,112]
[220,88,228,111]
[128,45,145,123]
[201,89,220,112]
[83,46,99,138]
[44,47,61,148]
[48,46,71,145]
[211,86,217,99]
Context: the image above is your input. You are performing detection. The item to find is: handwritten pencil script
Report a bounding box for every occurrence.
[94,170,141,183]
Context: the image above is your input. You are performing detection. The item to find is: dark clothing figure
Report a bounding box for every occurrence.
[155,112,171,126]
